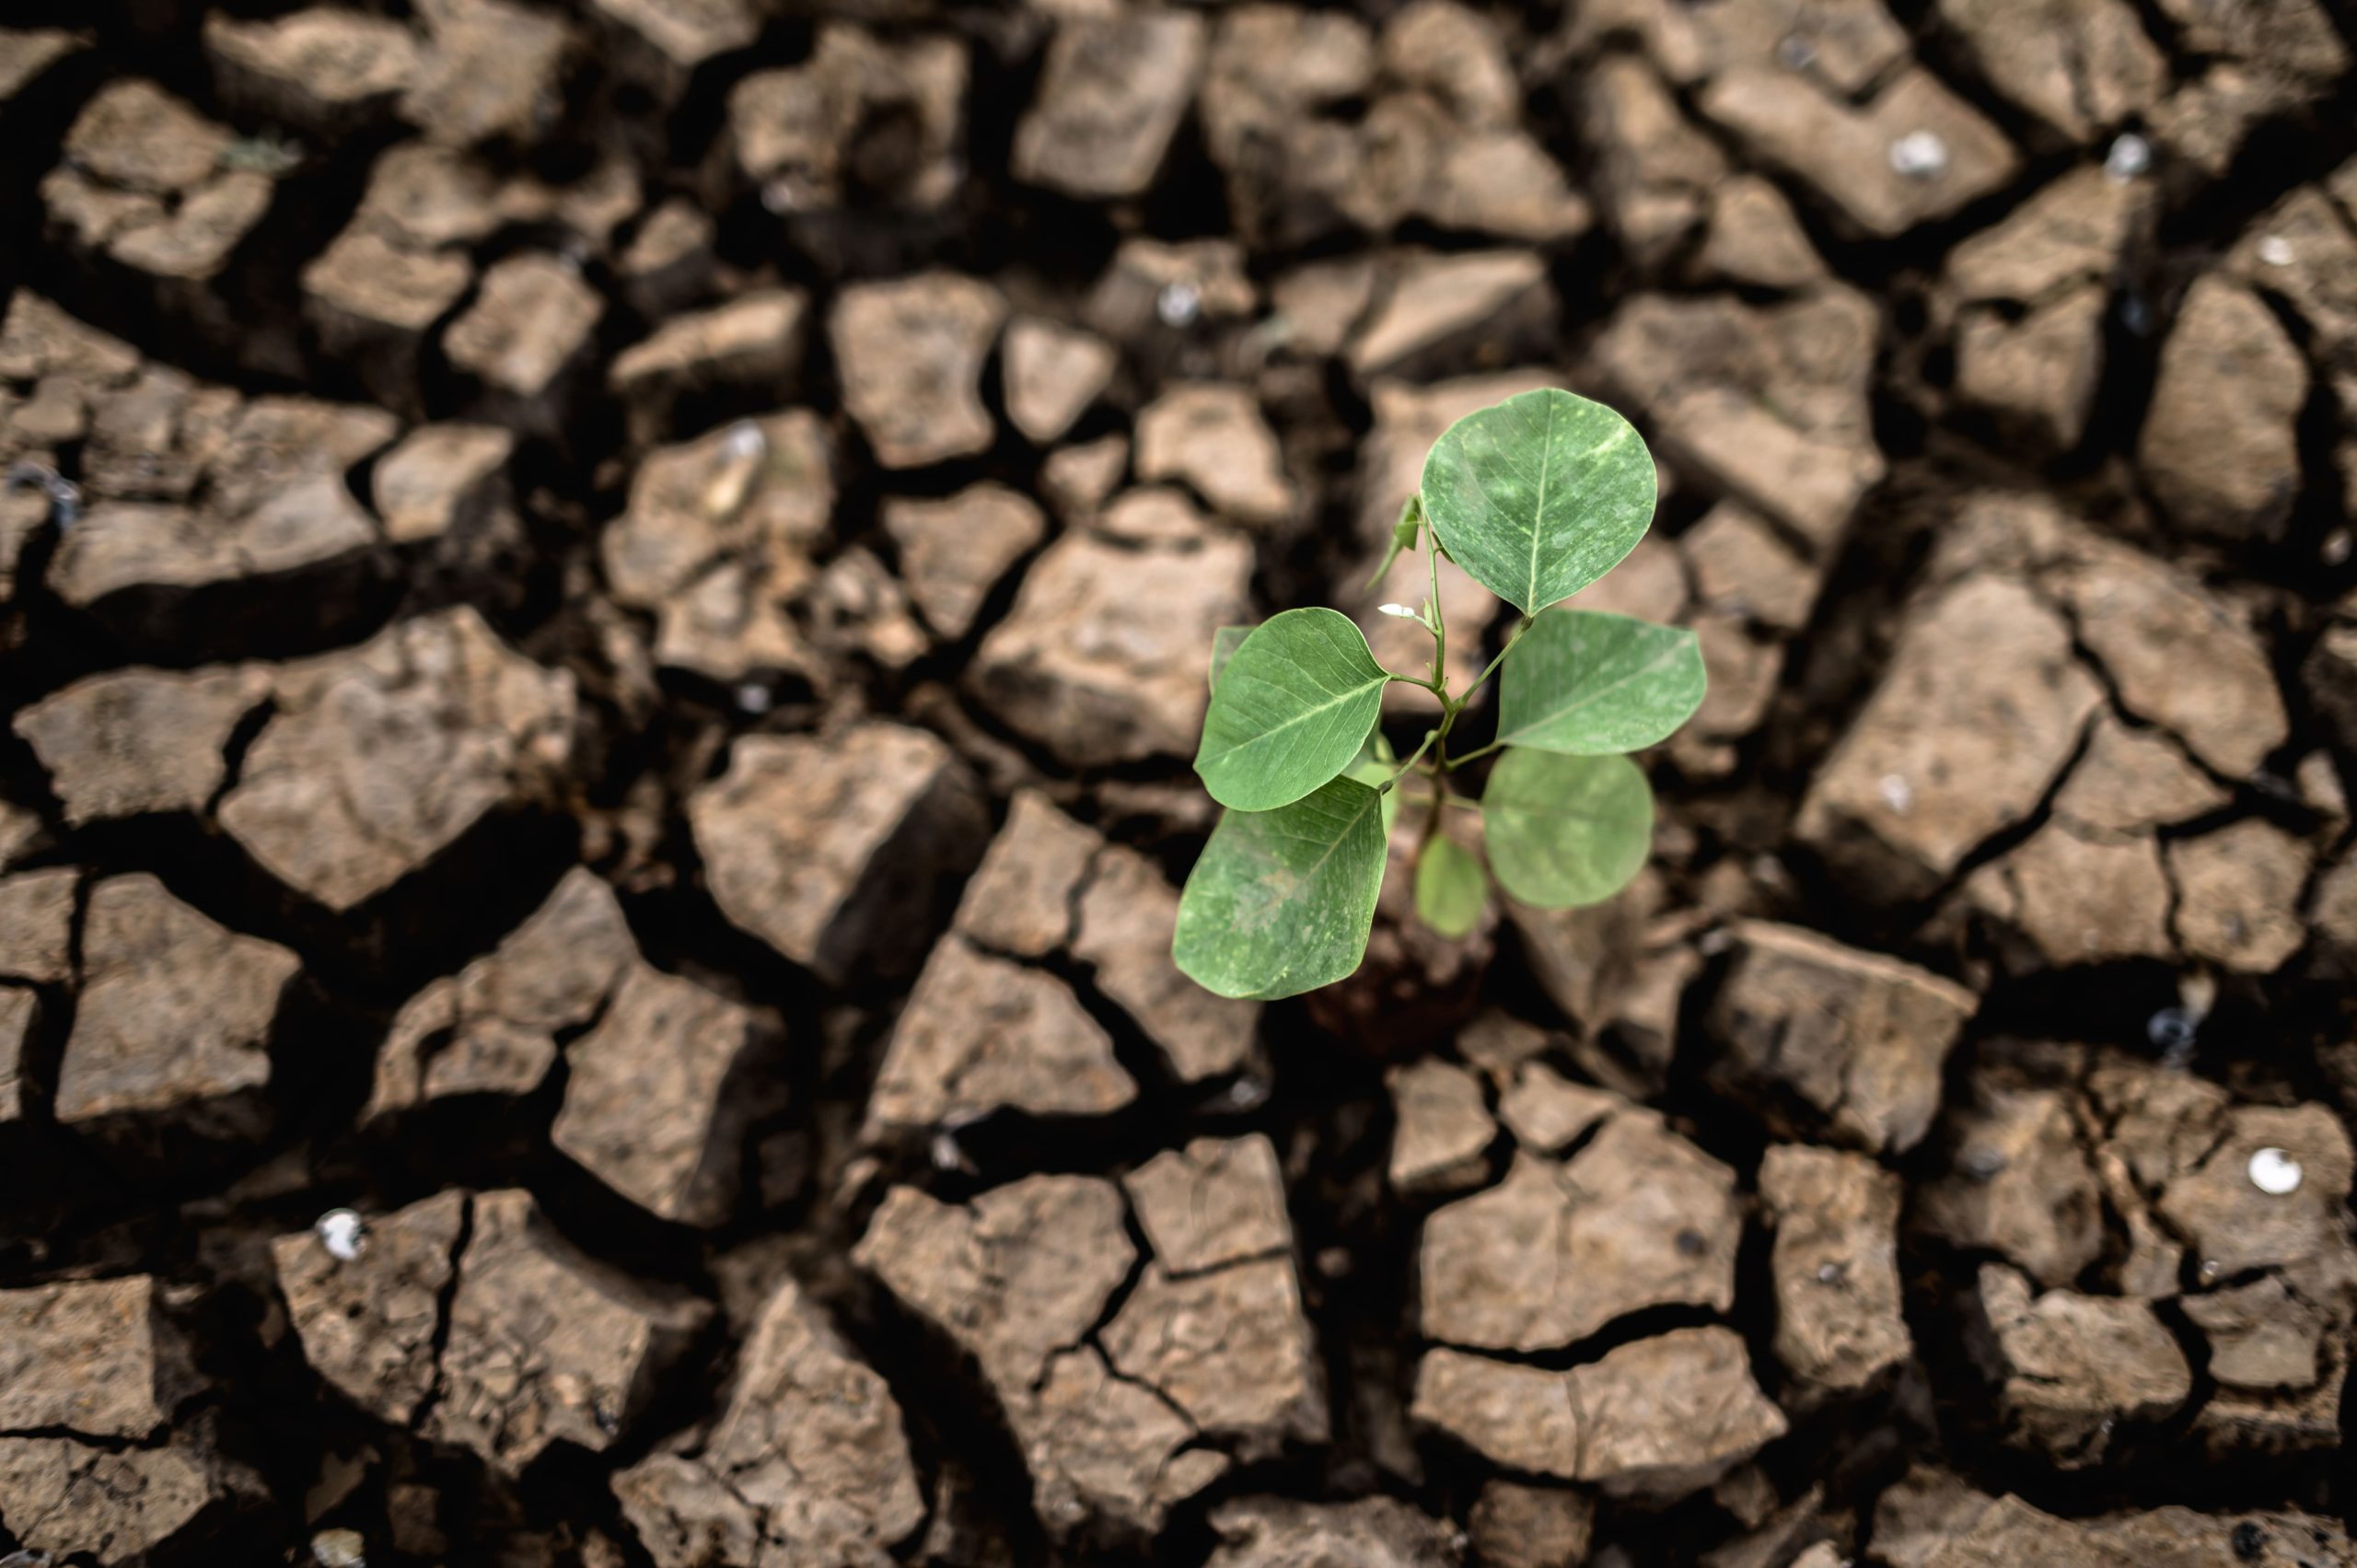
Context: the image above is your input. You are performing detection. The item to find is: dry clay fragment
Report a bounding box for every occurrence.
[1388,1058,1497,1195]
[883,482,1047,641]
[14,664,273,825]
[1207,1496,1461,1568]
[0,1275,197,1439]
[1935,0,2164,144]
[2140,275,2307,543]
[429,1189,710,1474]
[444,252,604,422]
[0,867,74,982]
[370,866,636,1118]
[219,607,575,912]
[691,723,987,985]
[609,288,807,446]
[1014,11,1206,200]
[0,1430,241,1566]
[1421,1111,1738,1352]
[273,1189,468,1426]
[374,423,515,545]
[1074,837,1260,1082]
[1976,1263,2191,1466]
[1003,317,1116,445]
[2159,1103,2355,1278]
[1123,1134,1292,1276]
[57,873,298,1132]
[1706,922,1976,1154]
[0,986,29,1123]
[1413,1328,1787,1496]
[204,7,422,134]
[43,79,281,289]
[1918,1082,2104,1287]
[1761,1144,1910,1399]
[613,1278,923,1568]
[401,0,573,148]
[1872,1471,2357,1568]
[553,960,772,1225]
[830,273,1006,469]
[1469,1481,1592,1568]
[1136,382,1297,528]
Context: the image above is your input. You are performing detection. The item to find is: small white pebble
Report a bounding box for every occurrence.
[2248,1146,2303,1195]
[734,682,772,714]
[1156,282,1201,327]
[2103,133,2151,181]
[1888,130,1949,180]
[2323,528,2353,566]
[1777,32,1817,69]
[316,1209,366,1262]
[761,179,799,214]
[1377,602,1422,619]
[1878,773,1914,814]
[2258,235,2295,267]
[722,419,767,459]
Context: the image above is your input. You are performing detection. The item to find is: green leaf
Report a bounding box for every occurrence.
[1481,750,1654,909]
[1414,833,1487,939]
[1497,609,1707,755]
[1195,608,1391,811]
[1343,729,1402,835]
[1173,777,1388,999]
[1420,388,1655,616]
[1208,625,1252,692]
[1365,494,1422,589]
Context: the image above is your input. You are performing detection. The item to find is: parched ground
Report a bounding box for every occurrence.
[2,0,2356,1563]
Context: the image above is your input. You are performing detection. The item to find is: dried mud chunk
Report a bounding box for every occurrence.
[1961,819,2173,966]
[971,528,1252,766]
[1946,167,2147,306]
[1208,1496,1461,1568]
[1875,1484,2357,1568]
[371,867,634,1118]
[0,1433,233,1564]
[1919,1084,2103,1287]
[1102,1258,1325,1451]
[609,289,807,446]
[830,273,1006,469]
[553,963,768,1225]
[1976,1264,2189,1465]
[2165,820,2310,972]
[57,874,297,1129]
[219,608,575,911]
[1684,501,1825,633]
[1014,11,1206,199]
[951,789,1097,957]
[401,0,572,147]
[1695,175,1825,292]
[1935,0,2163,143]
[1468,1482,1592,1568]
[1002,317,1116,445]
[1591,289,1882,552]
[430,1188,708,1473]
[1760,1144,1910,1398]
[690,724,986,985]
[0,1276,194,1439]
[1697,66,2018,238]
[1387,1059,1496,1194]
[726,27,965,215]
[2229,187,2357,359]
[374,422,515,545]
[203,8,422,134]
[1136,382,1296,528]
[1347,250,1553,382]
[589,0,754,104]
[617,199,714,319]
[1074,839,1260,1081]
[42,79,279,285]
[865,935,1133,1134]
[0,29,87,103]
[1422,1116,1738,1352]
[2051,712,2226,836]
[2183,1274,2328,1393]
[14,664,272,824]
[271,1189,467,1426]
[1582,54,1727,265]
[613,1279,922,1568]
[1414,1348,1586,1482]
[1496,1062,1619,1154]
[445,252,603,417]
[0,986,29,1122]
[51,394,396,607]
[1124,1135,1292,1275]
[2154,0,2349,79]
[302,226,474,391]
[882,483,1047,640]
[2138,275,2306,543]
[1795,576,2100,903]
[1573,1328,1787,1496]
[2159,1103,2354,1277]
[1955,285,2107,452]
[1024,1347,1227,1539]
[1705,922,1975,1154]
[0,867,73,981]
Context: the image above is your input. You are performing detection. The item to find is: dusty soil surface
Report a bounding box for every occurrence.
[3,0,2357,1564]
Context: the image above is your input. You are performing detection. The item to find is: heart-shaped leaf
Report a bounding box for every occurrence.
[1481,749,1654,909]
[1421,388,1655,616]
[1174,776,1388,999]
[1497,609,1707,755]
[1196,608,1391,811]
[1207,624,1252,691]
[1414,831,1488,938]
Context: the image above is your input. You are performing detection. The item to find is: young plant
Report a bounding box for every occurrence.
[1172,388,1705,1001]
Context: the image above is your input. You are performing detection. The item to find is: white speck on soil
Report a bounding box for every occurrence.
[735,682,773,714]
[1156,282,1201,327]
[316,1209,367,1262]
[1878,773,1914,814]
[2258,235,2295,267]
[1888,131,1949,180]
[2103,134,2151,181]
[2248,1146,2303,1195]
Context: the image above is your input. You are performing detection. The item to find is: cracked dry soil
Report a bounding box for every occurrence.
[3,0,2357,1562]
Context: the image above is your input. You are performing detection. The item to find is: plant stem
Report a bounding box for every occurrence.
[1425,518,1446,691]
[1382,727,1439,789]
[1444,738,1502,770]
[1462,614,1536,703]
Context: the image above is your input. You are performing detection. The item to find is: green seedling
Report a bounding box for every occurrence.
[1173,388,1705,1001]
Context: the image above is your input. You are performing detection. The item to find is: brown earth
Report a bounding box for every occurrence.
[2,0,2357,1564]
